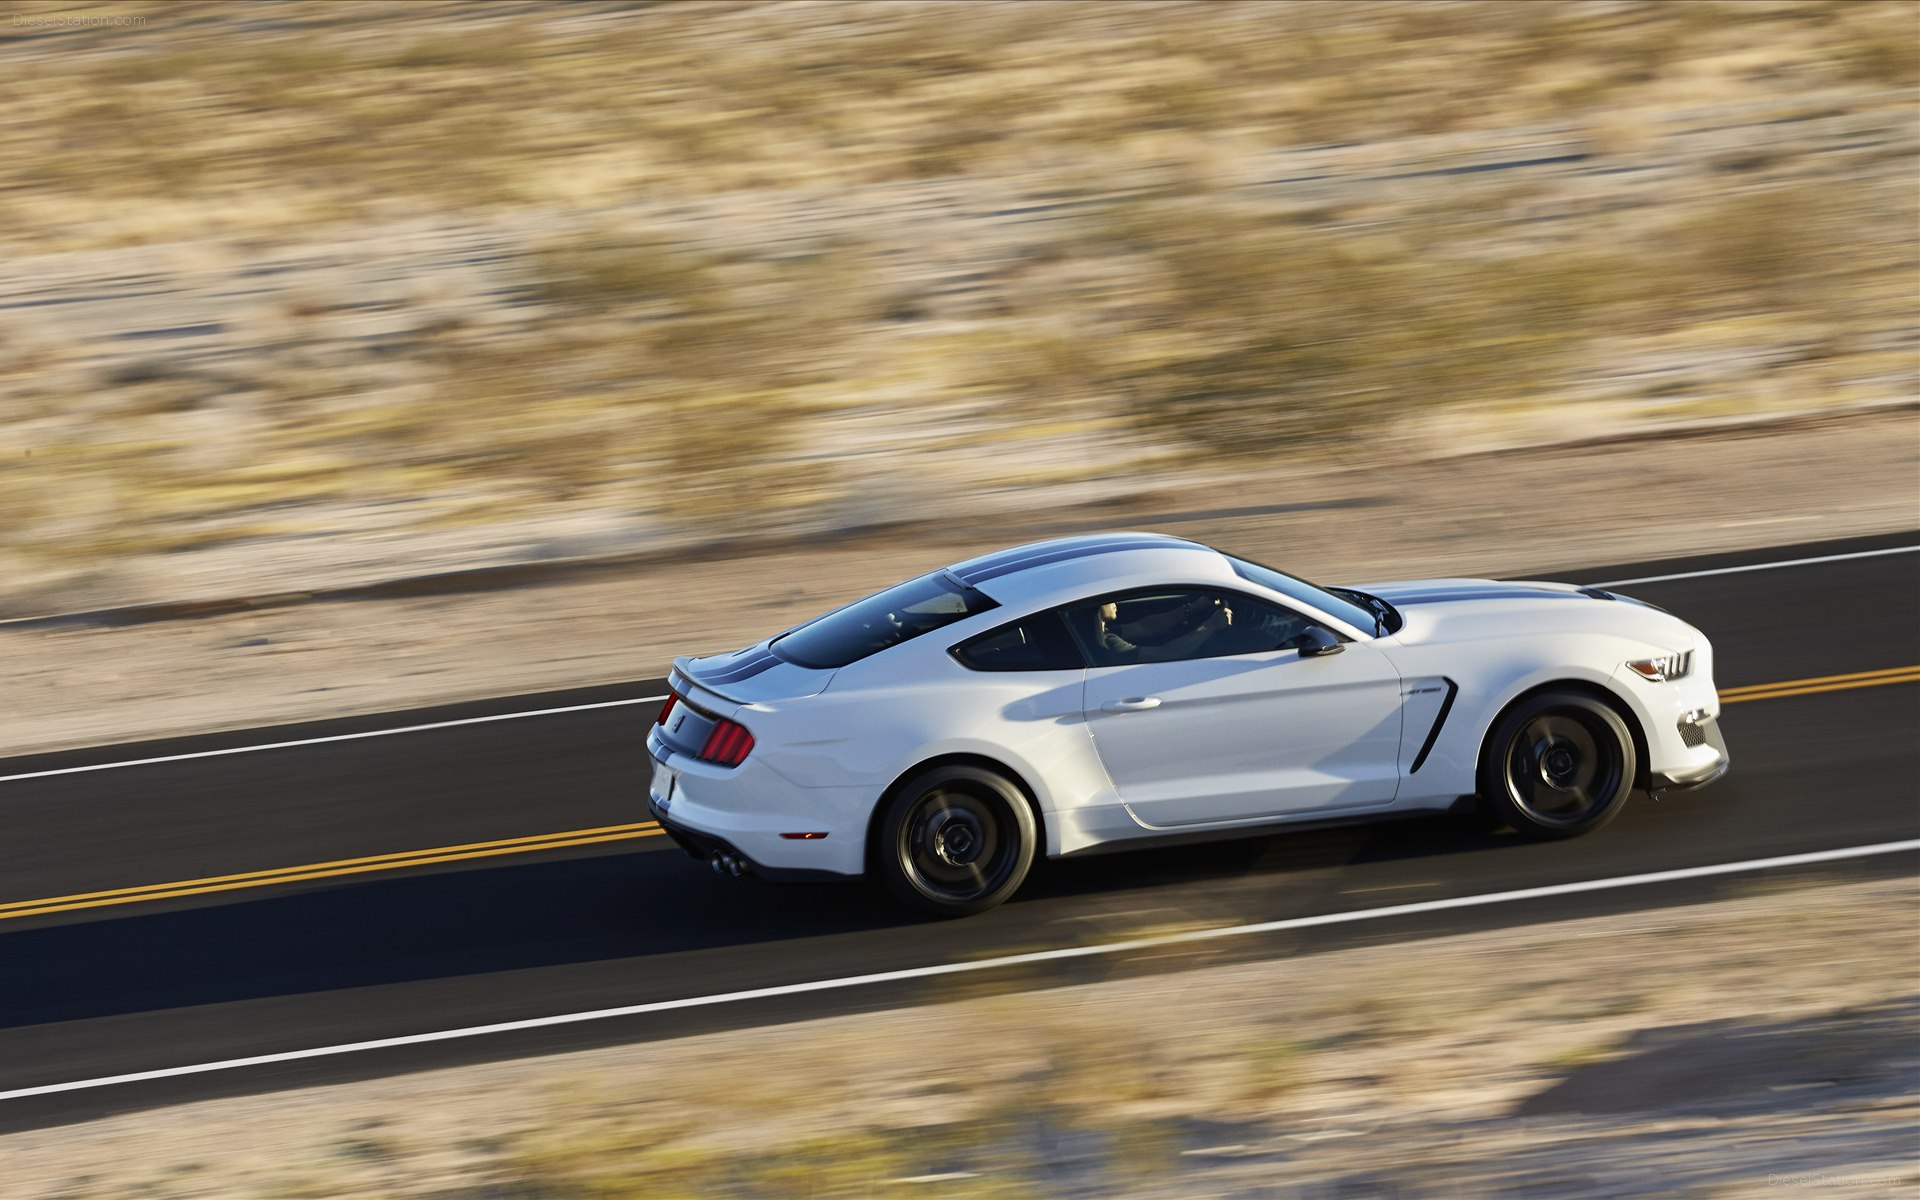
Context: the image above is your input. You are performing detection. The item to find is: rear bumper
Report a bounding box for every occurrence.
[646,725,869,878]
[647,797,847,882]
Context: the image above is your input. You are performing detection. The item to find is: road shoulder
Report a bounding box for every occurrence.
[3,872,1912,1198]
[3,409,1915,759]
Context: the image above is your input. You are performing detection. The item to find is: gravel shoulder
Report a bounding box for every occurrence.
[4,407,1915,759]
[4,873,1913,1199]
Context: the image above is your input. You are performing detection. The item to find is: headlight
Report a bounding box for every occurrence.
[1626,651,1693,682]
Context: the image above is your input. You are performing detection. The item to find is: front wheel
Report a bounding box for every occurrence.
[1478,690,1636,838]
[878,764,1036,917]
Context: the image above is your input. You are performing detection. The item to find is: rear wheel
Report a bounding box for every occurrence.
[878,764,1035,917]
[1478,690,1636,838]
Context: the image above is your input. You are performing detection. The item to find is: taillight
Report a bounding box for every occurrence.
[698,718,755,767]
[656,691,679,726]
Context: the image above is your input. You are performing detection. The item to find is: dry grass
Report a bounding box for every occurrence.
[1059,198,1602,454]
[0,0,1914,600]
[7,0,1912,246]
[5,1,1915,242]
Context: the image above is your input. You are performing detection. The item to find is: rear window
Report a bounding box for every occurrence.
[772,571,998,669]
[952,613,1084,672]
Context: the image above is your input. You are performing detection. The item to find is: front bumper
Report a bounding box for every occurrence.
[1614,660,1730,797]
[1649,716,1730,796]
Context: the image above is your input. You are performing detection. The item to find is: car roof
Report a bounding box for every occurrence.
[948,533,1240,608]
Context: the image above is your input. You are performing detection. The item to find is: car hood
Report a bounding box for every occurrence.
[1358,577,1691,646]
[673,643,836,706]
[1363,578,1604,607]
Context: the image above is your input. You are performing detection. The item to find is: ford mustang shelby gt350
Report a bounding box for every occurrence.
[647,534,1727,915]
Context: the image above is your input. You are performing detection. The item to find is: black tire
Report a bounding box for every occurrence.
[877,764,1036,917]
[1478,689,1636,839]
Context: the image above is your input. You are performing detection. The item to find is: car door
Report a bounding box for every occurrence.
[1070,588,1405,827]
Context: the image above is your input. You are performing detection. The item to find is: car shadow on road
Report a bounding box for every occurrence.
[0,846,897,1028]
[1019,812,1511,898]
[0,813,1525,1029]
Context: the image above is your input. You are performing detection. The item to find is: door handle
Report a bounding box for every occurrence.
[1100,697,1162,713]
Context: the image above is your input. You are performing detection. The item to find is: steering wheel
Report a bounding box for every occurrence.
[1257,610,1308,647]
[1179,596,1225,634]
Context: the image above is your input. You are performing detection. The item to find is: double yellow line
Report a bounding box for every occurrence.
[0,821,663,922]
[2,663,1915,925]
[1721,664,1920,704]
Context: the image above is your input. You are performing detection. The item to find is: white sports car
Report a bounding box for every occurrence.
[647,534,1728,915]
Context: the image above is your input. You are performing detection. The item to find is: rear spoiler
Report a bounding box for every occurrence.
[669,657,742,710]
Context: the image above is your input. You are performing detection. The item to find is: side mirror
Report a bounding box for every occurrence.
[1295,626,1345,657]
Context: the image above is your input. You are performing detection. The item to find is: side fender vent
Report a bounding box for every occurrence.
[1409,677,1460,775]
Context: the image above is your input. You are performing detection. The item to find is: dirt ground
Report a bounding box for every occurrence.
[3,406,1914,759]
[3,873,1912,1199]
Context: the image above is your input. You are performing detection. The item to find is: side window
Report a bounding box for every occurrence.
[951,612,1084,672]
[1065,588,1317,668]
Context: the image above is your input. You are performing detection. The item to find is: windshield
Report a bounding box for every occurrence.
[772,571,999,669]
[1226,556,1379,635]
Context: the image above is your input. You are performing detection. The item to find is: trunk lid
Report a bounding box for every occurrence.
[671,642,836,706]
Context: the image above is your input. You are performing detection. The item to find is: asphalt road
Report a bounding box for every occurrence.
[2,531,1916,1130]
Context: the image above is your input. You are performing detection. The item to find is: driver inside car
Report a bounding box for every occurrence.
[1094,595,1233,664]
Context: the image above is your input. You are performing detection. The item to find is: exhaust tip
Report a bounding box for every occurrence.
[709,853,725,874]
[728,856,745,877]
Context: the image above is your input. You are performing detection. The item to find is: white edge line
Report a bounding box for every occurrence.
[4,838,1916,1103]
[7,542,1915,783]
[1593,544,1920,588]
[0,697,669,785]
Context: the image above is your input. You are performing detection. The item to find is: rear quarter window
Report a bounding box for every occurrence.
[951,613,1083,671]
[773,571,998,669]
